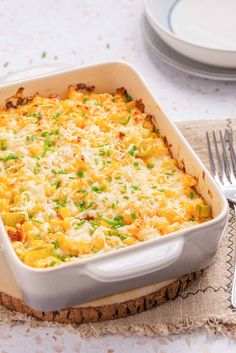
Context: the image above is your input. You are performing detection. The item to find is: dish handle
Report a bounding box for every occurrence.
[85,237,184,282]
[0,63,73,85]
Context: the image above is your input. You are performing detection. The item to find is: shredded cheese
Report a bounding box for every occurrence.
[0,85,212,268]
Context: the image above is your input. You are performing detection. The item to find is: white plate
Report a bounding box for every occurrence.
[144,0,236,68]
[143,16,236,81]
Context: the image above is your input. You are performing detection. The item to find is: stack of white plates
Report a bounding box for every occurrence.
[143,0,236,80]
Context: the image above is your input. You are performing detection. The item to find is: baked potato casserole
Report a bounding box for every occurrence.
[0,84,211,268]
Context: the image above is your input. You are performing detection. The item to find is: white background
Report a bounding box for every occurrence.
[0,0,236,352]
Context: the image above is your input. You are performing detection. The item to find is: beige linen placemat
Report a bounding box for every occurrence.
[1,119,236,338]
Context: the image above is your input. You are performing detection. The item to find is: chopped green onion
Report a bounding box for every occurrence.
[92,185,106,193]
[118,115,131,125]
[103,215,124,228]
[49,261,57,267]
[53,196,67,209]
[51,180,61,189]
[53,112,61,121]
[128,145,137,156]
[89,220,101,228]
[44,139,53,147]
[95,143,109,148]
[76,170,85,178]
[27,135,35,142]
[108,229,119,236]
[74,200,95,211]
[52,169,68,175]
[42,130,59,137]
[0,139,7,151]
[41,147,49,157]
[99,149,110,157]
[76,220,86,227]
[29,218,43,224]
[52,240,59,249]
[54,253,66,261]
[76,189,88,197]
[99,150,106,156]
[131,185,139,190]
[123,92,132,102]
[33,155,41,160]
[0,153,18,162]
[33,167,39,175]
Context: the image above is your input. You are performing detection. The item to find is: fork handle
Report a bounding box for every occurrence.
[231,203,236,307]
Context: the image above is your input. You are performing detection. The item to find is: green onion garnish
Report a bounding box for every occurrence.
[118,115,131,125]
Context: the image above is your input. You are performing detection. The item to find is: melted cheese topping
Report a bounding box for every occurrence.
[0,85,211,268]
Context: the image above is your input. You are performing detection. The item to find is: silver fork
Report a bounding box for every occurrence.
[206,129,236,204]
[207,129,236,308]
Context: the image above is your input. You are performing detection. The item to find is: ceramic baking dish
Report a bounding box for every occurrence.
[0,62,228,311]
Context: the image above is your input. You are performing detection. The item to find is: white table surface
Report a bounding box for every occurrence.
[0,0,236,352]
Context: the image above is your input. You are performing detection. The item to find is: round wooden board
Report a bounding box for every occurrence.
[0,271,202,324]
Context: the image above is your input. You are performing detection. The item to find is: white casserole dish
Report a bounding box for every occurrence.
[0,62,228,311]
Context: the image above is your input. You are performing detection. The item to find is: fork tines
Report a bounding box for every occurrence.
[206,129,236,185]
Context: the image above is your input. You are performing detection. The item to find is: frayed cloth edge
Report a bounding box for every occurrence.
[2,314,236,339]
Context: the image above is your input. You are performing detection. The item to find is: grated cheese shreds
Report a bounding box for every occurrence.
[0,84,211,268]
